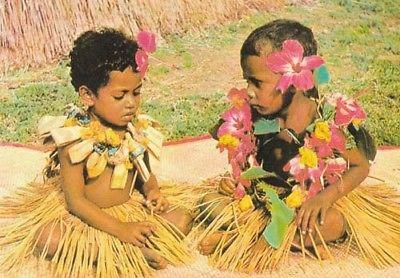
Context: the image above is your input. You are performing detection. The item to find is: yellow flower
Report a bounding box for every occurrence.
[314,121,331,142]
[232,97,245,108]
[285,187,305,208]
[64,118,78,127]
[105,128,121,147]
[80,127,94,139]
[299,146,318,168]
[80,121,106,142]
[218,134,239,148]
[352,118,362,128]
[239,195,254,212]
[135,119,150,129]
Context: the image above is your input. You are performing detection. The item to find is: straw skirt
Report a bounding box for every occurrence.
[192,181,400,273]
[0,176,194,278]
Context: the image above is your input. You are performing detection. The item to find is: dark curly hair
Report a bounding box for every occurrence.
[241,19,318,97]
[69,28,139,94]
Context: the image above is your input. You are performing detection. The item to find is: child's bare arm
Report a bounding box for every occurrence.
[59,144,155,246]
[137,152,169,213]
[296,146,369,233]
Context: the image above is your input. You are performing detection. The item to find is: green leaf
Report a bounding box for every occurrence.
[314,64,330,85]
[240,166,269,180]
[306,122,316,133]
[254,118,280,135]
[260,187,295,249]
[322,102,335,121]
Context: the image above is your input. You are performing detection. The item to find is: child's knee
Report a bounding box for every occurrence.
[199,193,231,216]
[162,208,193,236]
[34,222,63,259]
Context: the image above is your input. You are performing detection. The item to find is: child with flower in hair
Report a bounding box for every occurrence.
[0,28,194,277]
[195,19,400,273]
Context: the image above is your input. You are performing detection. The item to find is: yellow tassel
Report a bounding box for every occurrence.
[86,151,108,178]
[110,163,128,189]
[51,126,83,146]
[68,139,95,164]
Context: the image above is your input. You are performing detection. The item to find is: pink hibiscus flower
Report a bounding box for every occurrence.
[234,184,246,199]
[217,104,252,138]
[283,155,325,186]
[135,49,148,77]
[308,180,323,198]
[329,93,367,126]
[227,88,249,108]
[324,158,347,185]
[307,126,346,157]
[266,39,324,93]
[137,31,156,53]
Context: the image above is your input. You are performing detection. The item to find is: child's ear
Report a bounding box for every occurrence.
[78,86,96,107]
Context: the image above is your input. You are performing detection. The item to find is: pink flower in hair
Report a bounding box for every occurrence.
[266,39,324,93]
[137,31,156,53]
[135,49,148,77]
[135,31,156,77]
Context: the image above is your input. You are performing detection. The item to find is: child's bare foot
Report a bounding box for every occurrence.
[141,247,168,269]
[198,231,223,255]
[315,244,331,260]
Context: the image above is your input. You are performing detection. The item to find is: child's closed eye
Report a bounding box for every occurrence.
[113,94,124,100]
[247,77,262,88]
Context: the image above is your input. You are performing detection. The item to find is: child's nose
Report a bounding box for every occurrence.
[125,94,136,107]
[247,88,256,99]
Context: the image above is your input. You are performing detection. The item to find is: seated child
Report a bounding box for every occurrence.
[0,28,194,277]
[195,19,400,273]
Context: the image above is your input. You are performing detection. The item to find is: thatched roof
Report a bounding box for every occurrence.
[0,0,283,73]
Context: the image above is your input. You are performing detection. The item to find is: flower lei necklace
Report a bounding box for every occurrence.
[216,39,368,248]
[38,104,163,192]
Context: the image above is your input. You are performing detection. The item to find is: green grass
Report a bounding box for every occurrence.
[143,93,228,140]
[1,0,399,146]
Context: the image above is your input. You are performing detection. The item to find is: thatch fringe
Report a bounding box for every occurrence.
[193,183,400,273]
[0,0,283,74]
[0,177,196,277]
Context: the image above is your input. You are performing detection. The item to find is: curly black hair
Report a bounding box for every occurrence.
[69,28,139,94]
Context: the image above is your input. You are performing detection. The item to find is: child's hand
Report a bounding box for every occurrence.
[145,189,169,213]
[118,221,156,247]
[218,177,236,196]
[296,193,335,234]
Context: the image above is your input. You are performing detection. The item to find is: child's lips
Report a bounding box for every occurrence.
[122,113,135,121]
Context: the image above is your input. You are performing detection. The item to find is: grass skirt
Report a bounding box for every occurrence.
[191,180,400,273]
[0,177,195,277]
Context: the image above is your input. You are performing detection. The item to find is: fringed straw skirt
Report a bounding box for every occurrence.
[191,180,400,273]
[0,177,195,278]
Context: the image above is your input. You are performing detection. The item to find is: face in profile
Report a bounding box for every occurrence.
[242,54,285,116]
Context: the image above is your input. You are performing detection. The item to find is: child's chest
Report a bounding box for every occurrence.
[84,165,136,208]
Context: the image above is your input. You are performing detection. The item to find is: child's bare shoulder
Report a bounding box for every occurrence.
[285,93,317,134]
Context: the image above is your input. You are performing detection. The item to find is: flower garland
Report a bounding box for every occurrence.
[38,105,163,192]
[215,39,369,248]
